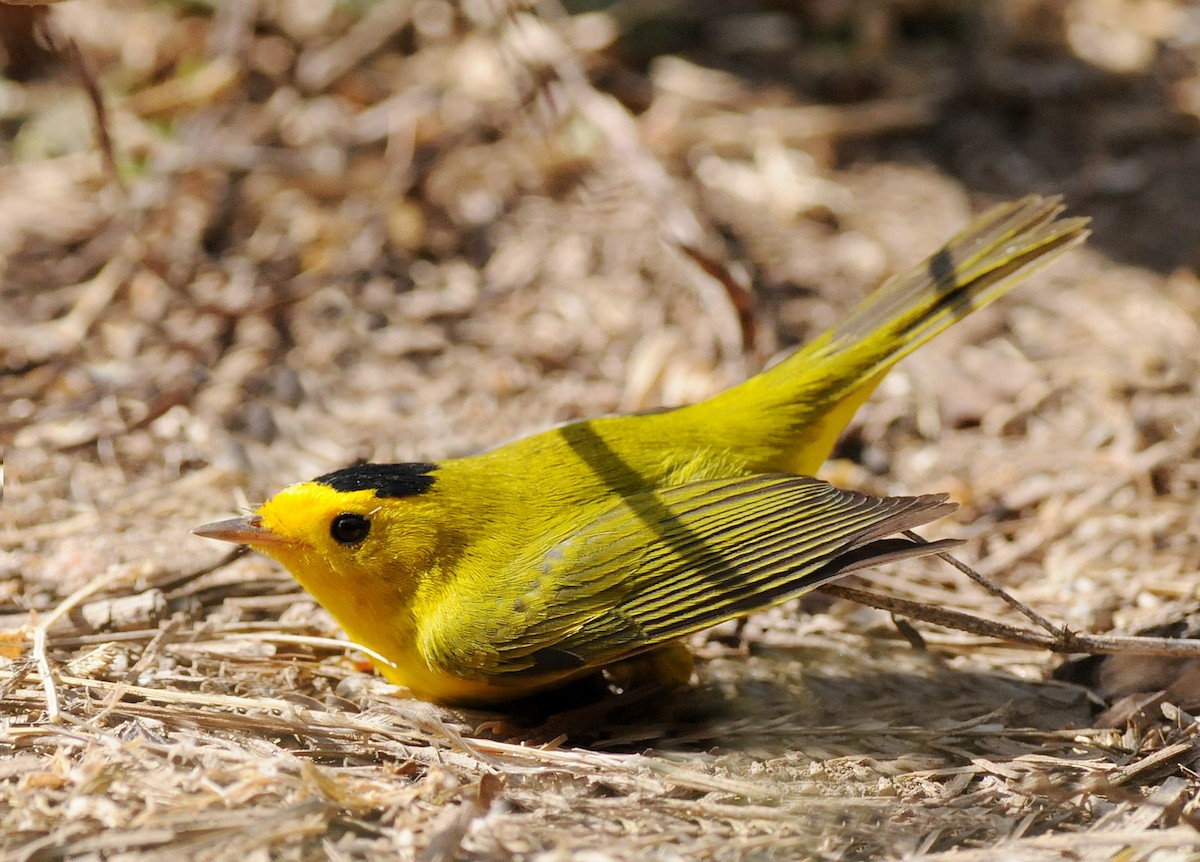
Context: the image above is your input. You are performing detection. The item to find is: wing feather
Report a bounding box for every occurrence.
[421,474,958,682]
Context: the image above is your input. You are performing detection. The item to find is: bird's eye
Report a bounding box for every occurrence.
[330,513,371,545]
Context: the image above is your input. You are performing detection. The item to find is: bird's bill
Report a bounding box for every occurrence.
[192,515,287,549]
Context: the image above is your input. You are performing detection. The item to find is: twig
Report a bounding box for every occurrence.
[30,626,59,723]
[824,582,1200,659]
[29,565,136,722]
[56,29,125,195]
[147,545,250,593]
[237,632,397,670]
[904,530,1064,637]
[674,242,757,351]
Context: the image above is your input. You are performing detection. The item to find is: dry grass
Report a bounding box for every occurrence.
[4,1,1200,859]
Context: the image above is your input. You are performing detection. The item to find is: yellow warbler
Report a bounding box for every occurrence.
[195,196,1087,705]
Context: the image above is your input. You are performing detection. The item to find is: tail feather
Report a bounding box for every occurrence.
[833,195,1090,360]
[694,195,1090,476]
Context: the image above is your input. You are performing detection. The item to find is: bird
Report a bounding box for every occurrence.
[195,195,1088,705]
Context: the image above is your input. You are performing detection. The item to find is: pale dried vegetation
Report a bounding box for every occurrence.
[3,0,1200,859]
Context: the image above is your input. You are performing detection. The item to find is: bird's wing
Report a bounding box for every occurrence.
[420,474,959,683]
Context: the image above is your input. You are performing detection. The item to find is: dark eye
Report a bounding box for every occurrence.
[330,513,370,545]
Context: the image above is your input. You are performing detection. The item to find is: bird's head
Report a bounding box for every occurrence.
[193,463,446,646]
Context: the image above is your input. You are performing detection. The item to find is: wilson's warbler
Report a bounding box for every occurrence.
[195,196,1087,705]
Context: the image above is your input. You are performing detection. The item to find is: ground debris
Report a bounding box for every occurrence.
[4,1,1200,859]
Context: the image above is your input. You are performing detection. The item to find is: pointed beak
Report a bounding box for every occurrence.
[192,515,288,549]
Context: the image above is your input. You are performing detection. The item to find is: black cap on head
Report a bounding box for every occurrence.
[314,463,438,498]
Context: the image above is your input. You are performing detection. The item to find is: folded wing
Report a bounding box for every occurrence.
[421,474,959,683]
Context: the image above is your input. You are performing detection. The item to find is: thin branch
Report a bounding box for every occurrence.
[59,31,125,195]
[824,582,1200,659]
[904,530,1064,637]
[30,565,135,722]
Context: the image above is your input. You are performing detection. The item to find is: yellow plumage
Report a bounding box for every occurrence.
[195,196,1088,705]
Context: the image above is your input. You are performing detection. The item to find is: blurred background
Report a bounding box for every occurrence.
[3,1,1200,858]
